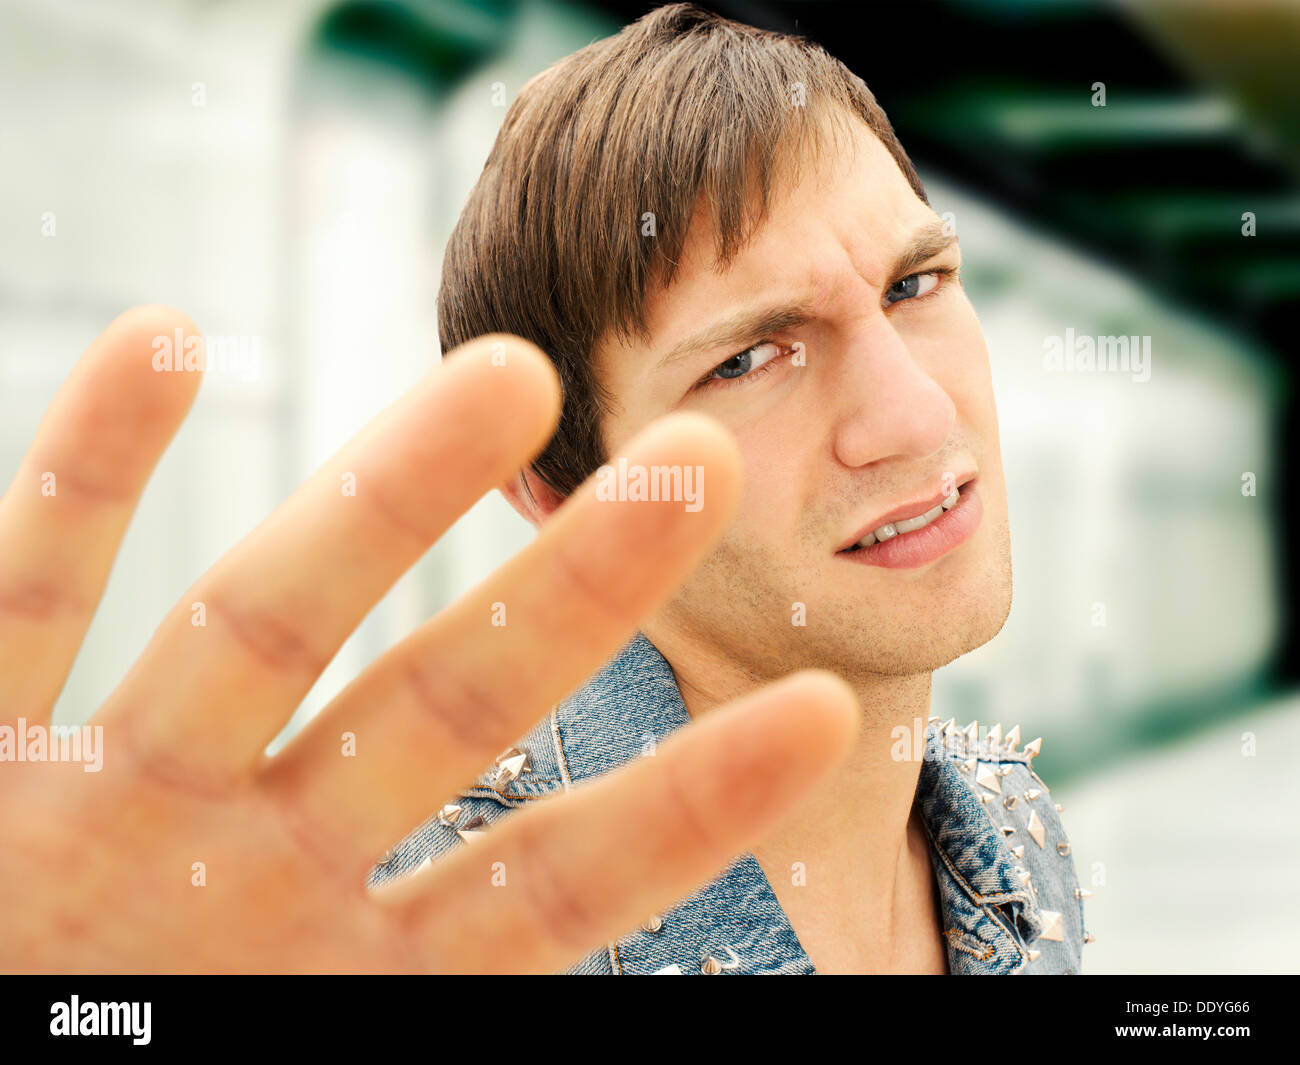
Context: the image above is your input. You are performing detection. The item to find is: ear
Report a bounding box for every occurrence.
[498,465,568,529]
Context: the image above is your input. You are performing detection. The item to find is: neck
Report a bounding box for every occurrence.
[644,624,934,928]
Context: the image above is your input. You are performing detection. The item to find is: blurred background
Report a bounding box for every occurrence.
[1,0,1296,973]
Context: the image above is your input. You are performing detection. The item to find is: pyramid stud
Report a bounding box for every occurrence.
[641,914,663,933]
[457,814,487,843]
[1027,810,1046,848]
[975,766,1002,794]
[961,757,976,774]
[1000,825,1016,837]
[1083,932,1095,944]
[1012,844,1025,860]
[491,747,532,787]
[701,955,723,975]
[653,964,683,975]
[1057,842,1071,857]
[927,716,940,729]
[941,718,957,737]
[999,765,1013,776]
[376,847,395,867]
[1056,803,1064,812]
[987,722,1002,749]
[980,794,992,804]
[1025,789,1041,801]
[1023,737,1042,759]
[1038,910,1064,942]
[1003,795,1018,809]
[1027,949,1041,962]
[964,721,978,747]
[414,855,433,874]
[1003,724,1020,752]
[436,803,462,827]
[1017,867,1032,884]
[1075,888,1092,900]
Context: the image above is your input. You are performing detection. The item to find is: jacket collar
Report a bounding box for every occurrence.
[482,631,1047,973]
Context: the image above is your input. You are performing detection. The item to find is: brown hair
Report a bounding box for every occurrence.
[437,2,927,497]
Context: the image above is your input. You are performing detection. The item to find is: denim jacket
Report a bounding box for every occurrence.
[368,633,1090,974]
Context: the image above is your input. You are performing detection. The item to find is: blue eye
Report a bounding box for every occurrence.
[884,270,943,305]
[702,341,784,386]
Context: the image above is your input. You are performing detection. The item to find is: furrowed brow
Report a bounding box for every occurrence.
[653,220,958,374]
[654,304,816,372]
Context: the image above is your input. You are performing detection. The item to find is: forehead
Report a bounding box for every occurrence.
[620,120,933,358]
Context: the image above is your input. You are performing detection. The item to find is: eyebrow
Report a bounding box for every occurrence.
[653,220,959,373]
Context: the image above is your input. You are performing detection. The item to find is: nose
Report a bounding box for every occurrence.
[830,315,956,469]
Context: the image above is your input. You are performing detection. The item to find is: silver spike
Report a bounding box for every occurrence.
[1017,867,1032,884]
[1027,949,1041,962]
[999,764,1013,776]
[964,720,979,747]
[1055,802,1064,813]
[1022,736,1042,759]
[1012,844,1025,860]
[1003,724,1020,752]
[1024,788,1041,801]
[1057,842,1071,857]
[1027,810,1046,848]
[987,722,1002,749]
[491,747,532,787]
[1083,932,1096,944]
[436,803,462,827]
[941,718,957,741]
[376,847,395,867]
[701,955,723,975]
[456,814,487,843]
[1003,794,1018,809]
[1000,825,1016,837]
[961,757,977,774]
[641,914,663,933]
[980,794,992,804]
[927,716,940,729]
[1075,888,1092,900]
[1038,910,1065,942]
[975,766,1002,794]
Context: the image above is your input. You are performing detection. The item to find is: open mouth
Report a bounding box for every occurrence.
[835,476,981,569]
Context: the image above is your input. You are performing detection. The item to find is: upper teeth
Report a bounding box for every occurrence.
[854,489,959,548]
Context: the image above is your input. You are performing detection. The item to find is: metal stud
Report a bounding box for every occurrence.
[1057,842,1071,857]
[975,766,1002,794]
[940,718,957,739]
[457,814,487,843]
[964,720,978,747]
[1024,789,1041,801]
[653,964,683,975]
[1000,825,1016,837]
[1022,736,1042,759]
[927,716,940,729]
[1038,910,1065,942]
[1017,867,1032,884]
[1012,844,1025,860]
[491,747,532,787]
[1083,932,1095,945]
[1056,802,1064,813]
[641,915,663,933]
[1003,795,1018,810]
[376,847,395,867]
[980,794,992,804]
[999,764,1014,776]
[1075,888,1092,900]
[1003,724,1020,752]
[1027,810,1046,848]
[960,757,976,774]
[436,803,462,827]
[1027,949,1041,962]
[988,722,1002,750]
[701,955,723,975]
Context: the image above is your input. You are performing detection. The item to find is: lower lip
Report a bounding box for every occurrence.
[836,481,983,570]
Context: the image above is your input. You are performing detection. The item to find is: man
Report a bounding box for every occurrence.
[0,5,1084,976]
[366,4,1088,974]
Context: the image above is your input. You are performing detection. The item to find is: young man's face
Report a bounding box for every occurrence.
[593,116,1012,683]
